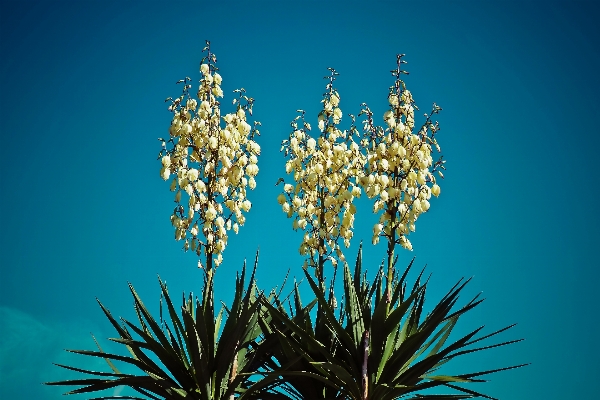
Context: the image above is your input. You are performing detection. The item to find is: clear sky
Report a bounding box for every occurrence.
[1,0,599,398]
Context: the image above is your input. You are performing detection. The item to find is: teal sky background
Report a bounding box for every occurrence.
[1,0,599,398]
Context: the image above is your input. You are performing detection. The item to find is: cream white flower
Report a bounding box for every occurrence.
[212,86,224,98]
[333,108,342,123]
[318,114,326,131]
[194,180,206,193]
[246,164,259,177]
[373,223,383,234]
[400,236,413,251]
[241,199,252,212]
[161,167,171,181]
[238,121,251,135]
[293,196,304,208]
[187,168,199,182]
[206,206,217,221]
[330,93,340,107]
[186,98,197,111]
[380,159,389,172]
[383,110,396,128]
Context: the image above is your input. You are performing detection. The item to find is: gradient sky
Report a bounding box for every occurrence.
[1,0,599,399]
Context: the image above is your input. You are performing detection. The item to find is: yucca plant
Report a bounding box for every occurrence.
[250,245,526,399]
[259,65,369,399]
[45,256,277,399]
[46,42,273,400]
[46,46,525,399]
[242,276,337,399]
[261,53,526,399]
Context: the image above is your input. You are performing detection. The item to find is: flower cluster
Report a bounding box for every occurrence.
[278,69,366,277]
[358,54,444,252]
[159,41,260,269]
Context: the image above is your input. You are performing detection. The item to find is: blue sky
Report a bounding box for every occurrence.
[1,0,599,398]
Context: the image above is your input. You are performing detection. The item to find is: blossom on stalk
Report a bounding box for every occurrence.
[359,54,444,254]
[158,41,261,270]
[278,68,366,281]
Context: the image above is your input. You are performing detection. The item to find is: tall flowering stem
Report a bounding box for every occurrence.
[278,68,366,284]
[359,54,445,305]
[159,41,261,272]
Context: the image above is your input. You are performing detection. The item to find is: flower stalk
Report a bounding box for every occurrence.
[160,40,261,273]
[359,54,444,309]
[278,67,366,284]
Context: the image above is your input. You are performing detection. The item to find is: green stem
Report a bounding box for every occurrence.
[206,252,213,273]
[316,188,326,340]
[318,188,326,285]
[386,203,397,307]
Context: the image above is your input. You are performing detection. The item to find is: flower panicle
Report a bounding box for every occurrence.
[159,42,260,270]
[358,55,443,253]
[278,72,366,279]
[278,56,444,285]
